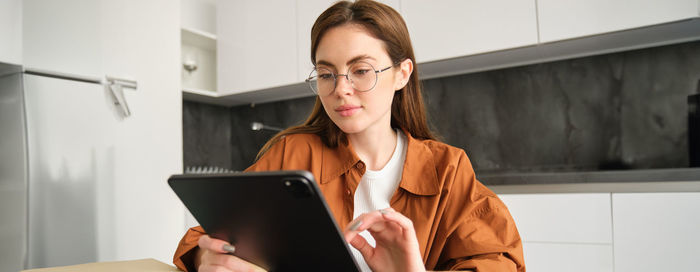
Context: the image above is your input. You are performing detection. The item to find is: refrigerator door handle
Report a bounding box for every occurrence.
[107,83,131,117]
[105,75,137,90]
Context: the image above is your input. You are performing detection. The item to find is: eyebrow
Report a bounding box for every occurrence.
[316,54,376,68]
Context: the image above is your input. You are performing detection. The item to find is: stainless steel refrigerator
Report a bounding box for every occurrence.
[0,61,151,271]
[0,62,28,272]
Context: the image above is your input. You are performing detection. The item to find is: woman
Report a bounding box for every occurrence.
[173,1,525,271]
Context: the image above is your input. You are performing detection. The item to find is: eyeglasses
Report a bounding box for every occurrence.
[305,61,395,96]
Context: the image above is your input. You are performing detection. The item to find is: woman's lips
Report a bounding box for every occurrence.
[335,105,361,117]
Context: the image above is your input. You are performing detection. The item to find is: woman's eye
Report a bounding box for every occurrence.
[353,69,371,76]
[318,73,334,80]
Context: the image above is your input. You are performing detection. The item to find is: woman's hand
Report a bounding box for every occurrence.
[344,208,426,272]
[195,234,267,272]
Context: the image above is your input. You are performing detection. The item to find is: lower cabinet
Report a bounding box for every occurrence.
[499,192,700,272]
[498,193,613,272]
[612,192,700,272]
[522,242,613,272]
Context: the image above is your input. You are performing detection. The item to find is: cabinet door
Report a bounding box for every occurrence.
[523,243,613,272]
[538,0,700,43]
[217,0,297,95]
[499,193,612,243]
[23,0,103,76]
[612,193,700,272]
[296,0,401,82]
[401,0,538,63]
[0,0,22,65]
[499,193,613,272]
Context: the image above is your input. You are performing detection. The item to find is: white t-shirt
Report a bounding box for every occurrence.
[350,129,407,272]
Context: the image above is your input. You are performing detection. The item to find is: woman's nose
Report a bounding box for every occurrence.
[333,74,354,96]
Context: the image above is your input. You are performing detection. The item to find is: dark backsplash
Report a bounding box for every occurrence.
[183,40,700,173]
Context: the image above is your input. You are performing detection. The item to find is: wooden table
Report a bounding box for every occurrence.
[21,259,180,272]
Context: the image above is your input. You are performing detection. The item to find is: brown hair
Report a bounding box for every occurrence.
[256,0,436,160]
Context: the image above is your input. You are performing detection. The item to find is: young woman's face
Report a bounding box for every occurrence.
[314,24,406,135]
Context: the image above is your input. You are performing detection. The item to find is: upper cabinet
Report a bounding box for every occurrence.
[401,0,538,63]
[181,0,218,98]
[23,0,181,81]
[0,0,22,65]
[23,0,103,76]
[217,0,298,95]
[210,0,700,105]
[538,0,700,43]
[296,0,337,83]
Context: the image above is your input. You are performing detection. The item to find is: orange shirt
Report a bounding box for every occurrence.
[173,132,525,271]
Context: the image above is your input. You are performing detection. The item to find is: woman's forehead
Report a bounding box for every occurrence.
[315,24,389,67]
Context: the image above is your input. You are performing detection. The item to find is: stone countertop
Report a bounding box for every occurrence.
[479,167,700,194]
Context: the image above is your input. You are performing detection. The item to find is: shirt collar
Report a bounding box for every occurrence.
[320,128,440,196]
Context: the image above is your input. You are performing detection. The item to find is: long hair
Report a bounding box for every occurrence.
[256,0,436,160]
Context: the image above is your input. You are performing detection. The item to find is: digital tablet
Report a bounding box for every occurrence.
[168,170,360,272]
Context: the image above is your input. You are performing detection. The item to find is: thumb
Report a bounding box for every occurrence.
[198,235,235,254]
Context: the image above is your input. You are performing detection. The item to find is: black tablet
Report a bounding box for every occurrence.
[168,170,360,272]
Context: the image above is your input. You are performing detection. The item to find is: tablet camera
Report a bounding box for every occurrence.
[283,178,313,198]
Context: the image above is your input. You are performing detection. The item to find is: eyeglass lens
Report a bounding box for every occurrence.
[308,61,378,95]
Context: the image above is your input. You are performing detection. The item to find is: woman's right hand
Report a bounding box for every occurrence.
[195,235,267,272]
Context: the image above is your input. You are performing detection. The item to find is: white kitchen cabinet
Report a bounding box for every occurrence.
[22,0,184,266]
[295,0,401,82]
[181,0,218,96]
[612,192,700,272]
[537,0,700,43]
[296,0,335,83]
[400,0,538,63]
[499,193,612,243]
[23,0,102,76]
[181,0,216,35]
[498,193,613,272]
[523,242,613,272]
[0,0,22,65]
[217,0,297,95]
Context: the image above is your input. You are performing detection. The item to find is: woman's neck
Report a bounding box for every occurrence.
[347,125,398,171]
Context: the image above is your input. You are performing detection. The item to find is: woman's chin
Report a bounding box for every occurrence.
[335,121,366,135]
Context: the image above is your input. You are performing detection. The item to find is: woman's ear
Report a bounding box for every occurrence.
[394,58,413,91]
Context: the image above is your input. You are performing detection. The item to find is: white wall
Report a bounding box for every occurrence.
[0,0,22,64]
[101,1,184,264]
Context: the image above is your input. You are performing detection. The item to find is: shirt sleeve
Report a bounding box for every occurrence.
[172,226,206,271]
[438,152,526,272]
[171,137,287,271]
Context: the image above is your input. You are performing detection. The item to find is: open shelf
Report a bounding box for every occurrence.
[181,27,216,51]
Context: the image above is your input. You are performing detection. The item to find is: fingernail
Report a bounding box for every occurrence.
[222,244,236,254]
[380,208,390,214]
[348,220,362,231]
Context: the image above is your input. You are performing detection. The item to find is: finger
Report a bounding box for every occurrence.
[348,233,374,260]
[361,209,413,242]
[198,264,232,272]
[343,210,386,242]
[381,209,415,235]
[204,253,267,272]
[199,235,235,254]
[381,207,396,213]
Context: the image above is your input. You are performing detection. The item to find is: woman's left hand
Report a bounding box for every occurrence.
[344,208,426,272]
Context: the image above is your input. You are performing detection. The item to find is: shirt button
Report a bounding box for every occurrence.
[346,189,351,195]
[356,162,365,170]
